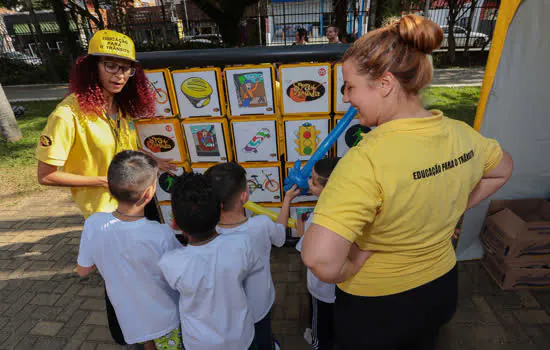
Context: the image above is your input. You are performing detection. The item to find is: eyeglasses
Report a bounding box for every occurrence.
[102,61,136,77]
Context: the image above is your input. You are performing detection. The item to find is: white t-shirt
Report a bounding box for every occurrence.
[159,233,261,350]
[77,213,181,344]
[295,215,336,303]
[217,215,285,322]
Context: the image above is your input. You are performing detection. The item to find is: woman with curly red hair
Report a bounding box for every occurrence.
[35,30,177,347]
[36,29,174,217]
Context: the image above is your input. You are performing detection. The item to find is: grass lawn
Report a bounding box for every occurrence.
[0,86,481,205]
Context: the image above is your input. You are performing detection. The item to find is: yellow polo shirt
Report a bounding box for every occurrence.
[312,110,503,296]
[36,94,138,218]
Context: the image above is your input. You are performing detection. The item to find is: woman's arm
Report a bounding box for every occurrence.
[467,151,513,210]
[37,161,108,188]
[301,223,373,284]
[137,149,177,174]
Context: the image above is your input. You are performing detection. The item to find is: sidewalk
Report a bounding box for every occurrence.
[4,68,485,102]
[1,188,550,349]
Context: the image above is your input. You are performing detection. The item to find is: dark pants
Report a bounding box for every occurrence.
[311,296,334,350]
[334,265,458,350]
[105,200,162,345]
[253,310,275,350]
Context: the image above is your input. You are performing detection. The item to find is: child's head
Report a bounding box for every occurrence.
[108,150,158,205]
[171,173,220,241]
[308,157,341,197]
[205,162,248,211]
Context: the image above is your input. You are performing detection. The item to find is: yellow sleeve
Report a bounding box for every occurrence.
[35,114,75,167]
[312,146,382,243]
[479,135,503,174]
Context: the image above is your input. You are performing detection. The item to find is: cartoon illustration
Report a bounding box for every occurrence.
[247,170,280,194]
[144,134,175,153]
[294,122,321,156]
[287,80,326,103]
[159,172,176,193]
[149,80,169,105]
[344,124,371,148]
[296,207,314,223]
[190,125,220,157]
[234,72,267,108]
[181,77,213,108]
[243,128,271,153]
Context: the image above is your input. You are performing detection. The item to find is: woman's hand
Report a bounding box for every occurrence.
[138,149,177,174]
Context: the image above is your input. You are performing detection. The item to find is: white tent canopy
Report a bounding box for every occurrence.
[456,0,550,260]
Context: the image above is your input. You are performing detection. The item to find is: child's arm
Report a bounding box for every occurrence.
[75,264,96,277]
[276,185,301,228]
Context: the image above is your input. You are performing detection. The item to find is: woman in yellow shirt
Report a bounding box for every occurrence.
[301,15,513,349]
[35,30,175,346]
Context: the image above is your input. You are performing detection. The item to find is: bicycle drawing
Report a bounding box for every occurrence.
[247,170,280,194]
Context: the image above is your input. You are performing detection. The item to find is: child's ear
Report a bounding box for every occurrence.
[241,190,249,204]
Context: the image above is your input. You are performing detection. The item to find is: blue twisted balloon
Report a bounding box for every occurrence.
[284,106,357,193]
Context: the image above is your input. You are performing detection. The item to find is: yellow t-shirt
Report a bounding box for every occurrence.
[36,94,138,218]
[312,110,503,297]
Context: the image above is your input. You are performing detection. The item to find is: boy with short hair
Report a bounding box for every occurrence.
[205,162,301,349]
[159,173,261,350]
[76,150,182,349]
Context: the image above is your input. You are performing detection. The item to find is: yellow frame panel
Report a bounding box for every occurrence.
[171,67,227,118]
[223,64,277,118]
[282,115,332,162]
[144,68,179,119]
[240,162,283,203]
[278,62,332,116]
[135,117,188,163]
[230,116,280,163]
[180,117,234,162]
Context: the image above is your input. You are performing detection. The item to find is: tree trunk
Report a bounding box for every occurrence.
[333,0,349,35]
[92,0,105,29]
[160,0,168,46]
[367,0,377,30]
[0,84,22,142]
[51,0,80,60]
[463,0,478,54]
[25,0,61,82]
[447,1,458,64]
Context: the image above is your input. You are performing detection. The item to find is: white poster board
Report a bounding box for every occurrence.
[334,64,351,113]
[233,120,279,162]
[182,122,228,163]
[172,70,223,118]
[289,205,315,237]
[246,166,282,203]
[225,67,275,116]
[156,167,186,202]
[145,71,174,117]
[136,122,185,162]
[280,64,330,114]
[335,118,373,157]
[284,118,330,162]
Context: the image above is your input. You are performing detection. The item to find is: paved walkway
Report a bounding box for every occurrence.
[4,68,485,102]
[1,188,549,349]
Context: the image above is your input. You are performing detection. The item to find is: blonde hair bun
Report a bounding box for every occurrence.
[398,14,443,55]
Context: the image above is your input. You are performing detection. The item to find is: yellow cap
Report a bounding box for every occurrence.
[88,30,137,62]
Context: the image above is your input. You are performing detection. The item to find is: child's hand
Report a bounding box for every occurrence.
[348,243,373,270]
[284,185,301,203]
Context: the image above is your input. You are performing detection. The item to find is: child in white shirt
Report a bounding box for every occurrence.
[205,162,300,350]
[76,151,182,350]
[159,173,262,350]
[295,157,345,350]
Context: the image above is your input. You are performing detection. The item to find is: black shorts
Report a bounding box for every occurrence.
[334,265,458,350]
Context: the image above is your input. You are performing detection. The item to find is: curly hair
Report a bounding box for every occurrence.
[68,55,155,119]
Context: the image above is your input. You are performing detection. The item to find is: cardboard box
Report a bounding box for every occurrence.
[481,199,550,258]
[482,250,550,290]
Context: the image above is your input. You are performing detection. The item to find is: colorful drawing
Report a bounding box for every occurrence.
[345,124,371,148]
[247,170,280,194]
[159,172,177,193]
[287,80,326,103]
[296,207,314,223]
[234,72,267,108]
[294,122,321,156]
[190,125,220,157]
[180,77,213,108]
[149,80,168,105]
[144,135,175,153]
[243,128,271,153]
